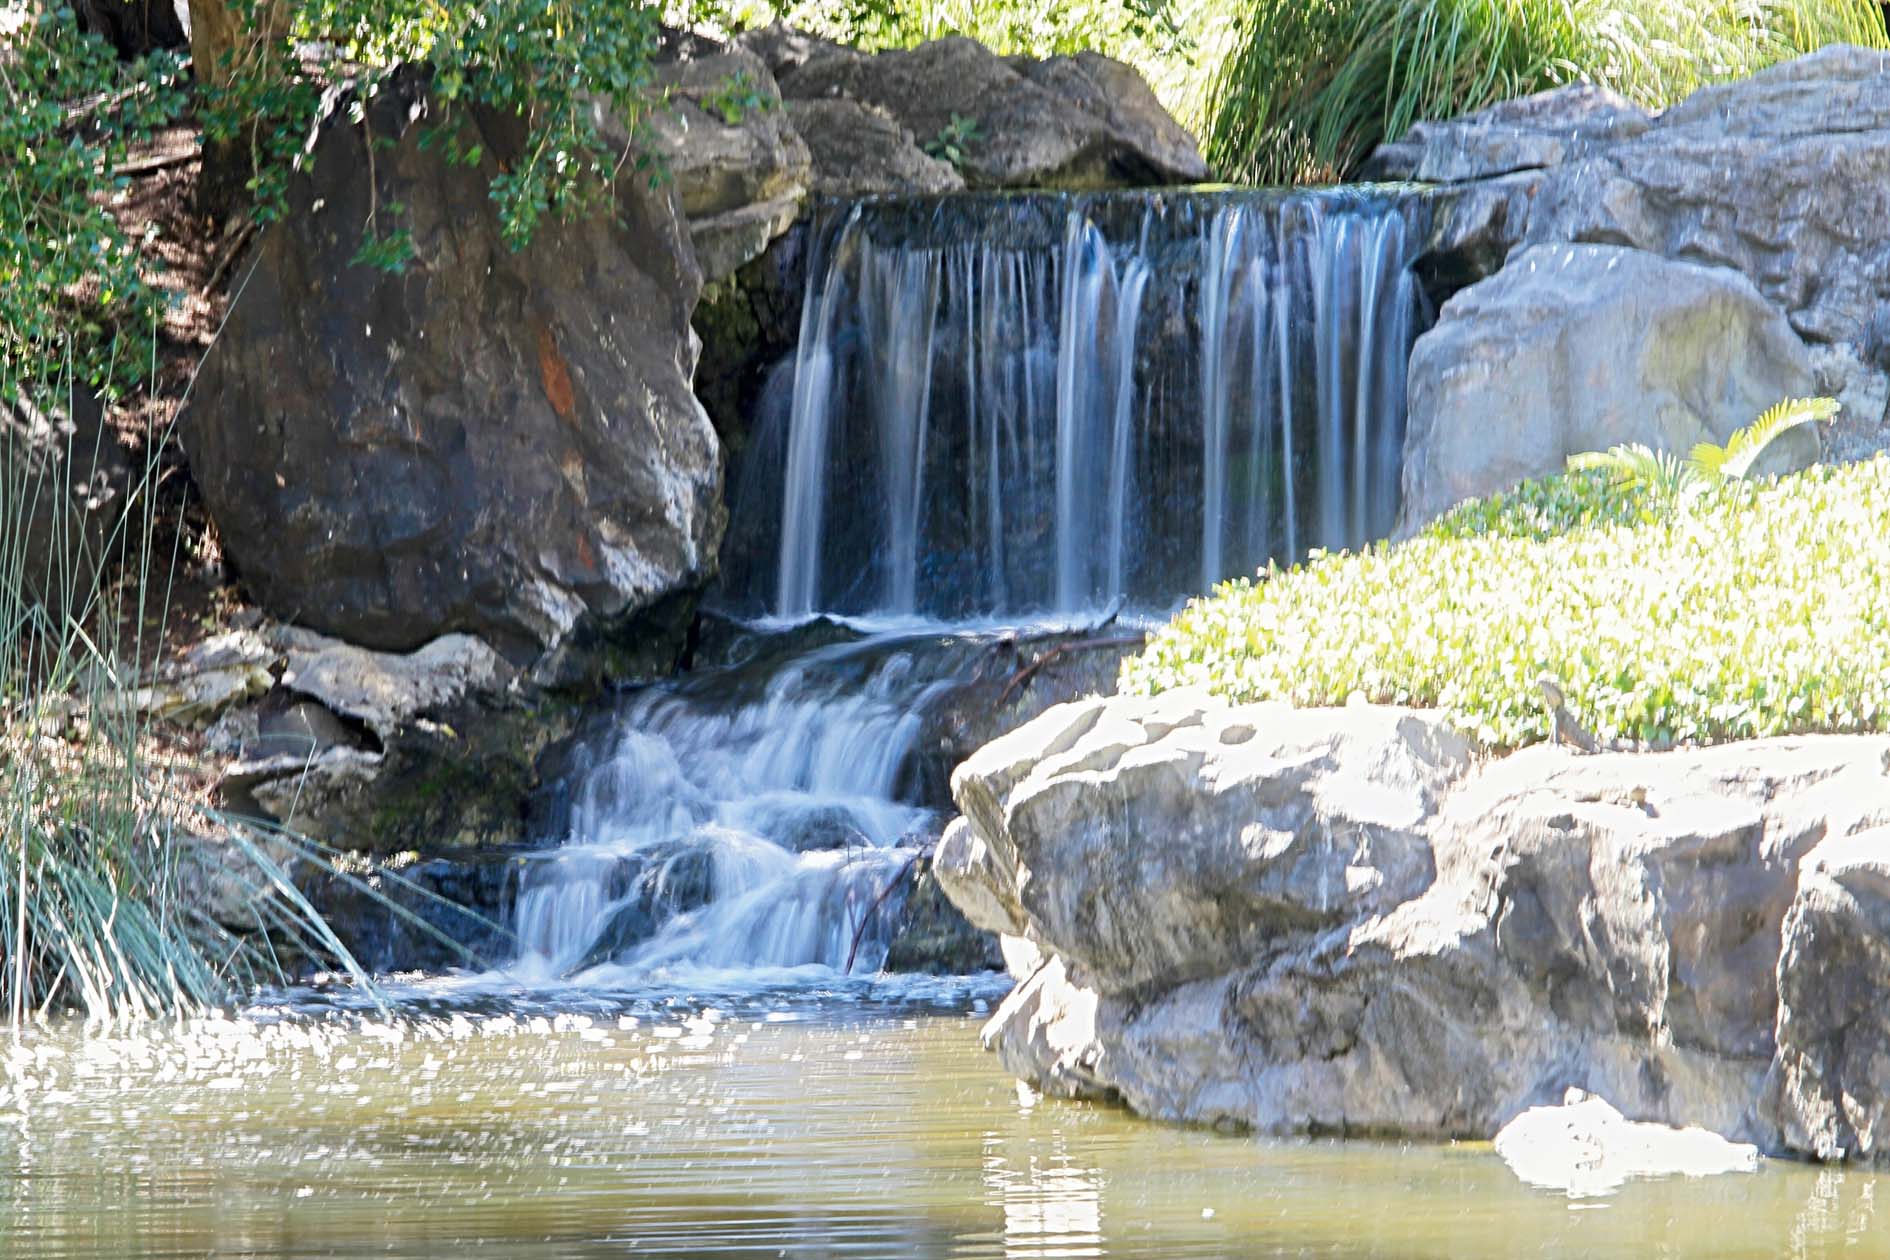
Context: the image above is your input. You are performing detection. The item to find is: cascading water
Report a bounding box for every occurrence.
[731,188,1431,621]
[511,186,1432,984]
[509,629,1002,980]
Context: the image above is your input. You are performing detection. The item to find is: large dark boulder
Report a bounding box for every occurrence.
[187,74,725,671]
[75,0,190,59]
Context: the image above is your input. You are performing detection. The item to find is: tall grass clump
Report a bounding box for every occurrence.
[1201,0,1890,184]
[1122,453,1890,750]
[0,351,390,1024]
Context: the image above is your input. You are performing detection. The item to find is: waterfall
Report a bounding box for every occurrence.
[513,186,1432,985]
[740,188,1430,622]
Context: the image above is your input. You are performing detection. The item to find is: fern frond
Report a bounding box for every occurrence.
[1567,443,1683,492]
[1692,396,1840,481]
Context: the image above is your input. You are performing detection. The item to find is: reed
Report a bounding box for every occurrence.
[0,344,387,1025]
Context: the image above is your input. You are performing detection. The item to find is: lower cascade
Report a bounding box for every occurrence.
[510,186,1433,983]
[510,630,977,979]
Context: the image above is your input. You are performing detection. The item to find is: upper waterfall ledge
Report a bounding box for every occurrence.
[936,687,1890,1166]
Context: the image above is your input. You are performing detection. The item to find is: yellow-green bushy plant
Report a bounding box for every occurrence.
[1123,453,1890,750]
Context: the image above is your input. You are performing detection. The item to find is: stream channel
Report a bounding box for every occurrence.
[5,188,1886,1258]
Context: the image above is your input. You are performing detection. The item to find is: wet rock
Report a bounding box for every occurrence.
[304,848,525,973]
[772,804,873,854]
[1411,170,1545,303]
[186,70,723,670]
[772,35,1207,190]
[941,687,1890,1161]
[560,843,717,974]
[1401,244,1818,528]
[884,860,1004,974]
[915,629,1133,805]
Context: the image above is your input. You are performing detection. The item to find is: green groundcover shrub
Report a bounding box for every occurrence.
[1123,456,1890,750]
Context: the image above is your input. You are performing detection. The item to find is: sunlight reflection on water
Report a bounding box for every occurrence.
[1,987,1886,1260]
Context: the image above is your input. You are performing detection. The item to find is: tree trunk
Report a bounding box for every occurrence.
[186,0,242,88]
[186,0,290,217]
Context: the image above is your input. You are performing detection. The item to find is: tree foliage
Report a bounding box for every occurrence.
[0,7,187,397]
[2,0,679,391]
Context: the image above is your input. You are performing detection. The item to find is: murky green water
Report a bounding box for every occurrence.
[2,984,1885,1259]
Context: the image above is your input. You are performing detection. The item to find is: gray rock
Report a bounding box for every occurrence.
[1810,343,1890,463]
[1389,44,1890,409]
[133,630,278,726]
[1401,244,1818,527]
[943,688,1890,1162]
[1366,84,1652,183]
[3,391,130,618]
[785,98,965,199]
[1769,826,1890,1163]
[273,628,513,742]
[1414,169,1545,297]
[187,71,724,667]
[1452,46,1890,348]
[774,35,1208,189]
[641,46,811,283]
[219,629,571,855]
[947,691,1471,996]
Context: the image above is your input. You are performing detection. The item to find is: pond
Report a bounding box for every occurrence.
[3,979,1882,1260]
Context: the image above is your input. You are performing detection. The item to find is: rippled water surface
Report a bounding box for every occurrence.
[3,983,1885,1259]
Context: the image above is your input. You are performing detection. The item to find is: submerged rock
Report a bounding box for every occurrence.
[1494,1088,1760,1197]
[941,688,1890,1164]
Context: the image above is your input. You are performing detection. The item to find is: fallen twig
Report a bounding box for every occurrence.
[202,217,259,296]
[995,633,1144,709]
[842,846,929,976]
